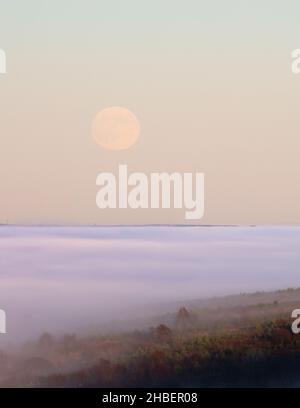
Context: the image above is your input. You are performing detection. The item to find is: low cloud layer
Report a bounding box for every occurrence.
[0,226,299,342]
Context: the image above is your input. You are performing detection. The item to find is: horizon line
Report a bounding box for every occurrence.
[0,223,300,228]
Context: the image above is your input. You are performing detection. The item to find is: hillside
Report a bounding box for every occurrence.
[0,287,299,387]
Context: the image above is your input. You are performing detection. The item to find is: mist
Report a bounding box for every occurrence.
[0,225,299,343]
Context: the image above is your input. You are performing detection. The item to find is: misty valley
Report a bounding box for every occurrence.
[0,225,300,387]
[0,288,300,387]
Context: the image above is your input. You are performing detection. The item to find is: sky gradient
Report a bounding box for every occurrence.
[0,1,300,224]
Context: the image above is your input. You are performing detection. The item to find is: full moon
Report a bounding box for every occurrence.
[92,106,140,151]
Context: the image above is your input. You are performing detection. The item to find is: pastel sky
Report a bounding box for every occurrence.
[0,1,300,224]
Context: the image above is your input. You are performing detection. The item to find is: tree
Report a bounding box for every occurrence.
[176,307,191,330]
[152,324,172,341]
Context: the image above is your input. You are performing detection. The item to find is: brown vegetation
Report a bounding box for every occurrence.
[0,288,300,387]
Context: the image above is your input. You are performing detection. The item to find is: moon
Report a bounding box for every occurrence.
[92,106,140,151]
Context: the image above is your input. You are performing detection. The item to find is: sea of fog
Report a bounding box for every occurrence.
[0,225,299,342]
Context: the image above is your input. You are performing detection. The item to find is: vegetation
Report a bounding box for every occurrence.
[1,288,300,387]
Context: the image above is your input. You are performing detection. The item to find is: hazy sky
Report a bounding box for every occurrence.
[0,1,300,224]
